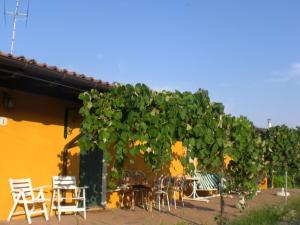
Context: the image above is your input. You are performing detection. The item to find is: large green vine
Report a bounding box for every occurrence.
[225,116,266,202]
[78,83,300,209]
[78,84,227,189]
[266,126,300,190]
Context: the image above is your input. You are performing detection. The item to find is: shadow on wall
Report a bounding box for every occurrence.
[56,138,186,209]
[0,88,80,126]
[57,148,80,177]
[106,147,182,209]
[123,148,183,180]
[57,136,104,208]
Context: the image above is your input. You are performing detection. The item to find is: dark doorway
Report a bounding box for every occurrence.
[79,148,106,207]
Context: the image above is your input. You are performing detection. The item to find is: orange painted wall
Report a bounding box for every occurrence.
[0,86,269,219]
[105,146,269,208]
[0,87,80,220]
[106,141,185,208]
[0,86,185,217]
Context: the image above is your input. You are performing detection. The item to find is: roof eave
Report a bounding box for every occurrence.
[0,54,112,92]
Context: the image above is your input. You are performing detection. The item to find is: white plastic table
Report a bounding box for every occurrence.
[184,176,210,202]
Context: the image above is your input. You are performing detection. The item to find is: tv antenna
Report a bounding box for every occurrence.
[4,0,30,54]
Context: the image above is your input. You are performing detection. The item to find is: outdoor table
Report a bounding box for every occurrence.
[184,176,210,202]
[129,184,152,211]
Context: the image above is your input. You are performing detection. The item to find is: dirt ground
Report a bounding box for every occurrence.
[1,188,300,225]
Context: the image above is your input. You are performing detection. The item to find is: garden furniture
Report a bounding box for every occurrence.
[131,171,150,210]
[50,176,88,220]
[169,175,185,209]
[120,170,133,208]
[184,172,217,202]
[194,171,220,192]
[7,178,49,224]
[153,175,170,211]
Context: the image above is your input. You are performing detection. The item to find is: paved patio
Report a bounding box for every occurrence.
[1,189,300,225]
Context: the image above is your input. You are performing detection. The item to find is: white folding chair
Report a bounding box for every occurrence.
[50,176,87,220]
[7,178,49,224]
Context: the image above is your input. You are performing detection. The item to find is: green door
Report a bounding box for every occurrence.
[79,148,106,207]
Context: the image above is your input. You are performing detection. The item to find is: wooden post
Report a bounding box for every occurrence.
[219,114,224,225]
[285,166,288,204]
[220,170,224,225]
[220,146,225,225]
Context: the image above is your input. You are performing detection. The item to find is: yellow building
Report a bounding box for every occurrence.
[0,52,112,220]
[0,52,186,221]
[0,52,267,221]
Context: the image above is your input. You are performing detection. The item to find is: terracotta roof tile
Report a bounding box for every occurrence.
[0,51,113,88]
[28,59,37,64]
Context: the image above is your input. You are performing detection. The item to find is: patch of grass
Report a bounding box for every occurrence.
[273,174,300,188]
[229,206,281,225]
[273,175,293,188]
[228,195,300,225]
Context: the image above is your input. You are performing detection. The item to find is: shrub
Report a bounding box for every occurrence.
[273,175,293,188]
[228,196,300,225]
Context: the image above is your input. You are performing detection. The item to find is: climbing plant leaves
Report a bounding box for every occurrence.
[78,84,227,188]
[78,83,300,200]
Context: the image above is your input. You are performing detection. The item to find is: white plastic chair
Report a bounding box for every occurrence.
[50,176,88,220]
[153,175,170,212]
[7,178,49,224]
[170,175,185,209]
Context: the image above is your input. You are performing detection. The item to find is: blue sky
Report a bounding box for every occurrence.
[1,0,300,128]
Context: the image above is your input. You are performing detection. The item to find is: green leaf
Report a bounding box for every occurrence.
[186,124,192,131]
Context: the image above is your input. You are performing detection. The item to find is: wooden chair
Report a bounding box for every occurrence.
[7,178,49,224]
[50,176,87,220]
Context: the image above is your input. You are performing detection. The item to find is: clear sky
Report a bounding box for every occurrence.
[1,0,300,128]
